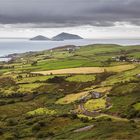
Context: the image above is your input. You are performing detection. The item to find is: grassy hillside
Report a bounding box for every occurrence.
[0,44,140,140]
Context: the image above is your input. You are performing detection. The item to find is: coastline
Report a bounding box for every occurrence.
[0,57,11,62]
[0,38,140,62]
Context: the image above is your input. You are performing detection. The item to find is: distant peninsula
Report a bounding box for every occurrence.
[52,32,83,41]
[30,35,50,41]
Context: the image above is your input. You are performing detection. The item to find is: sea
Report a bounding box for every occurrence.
[0,38,140,61]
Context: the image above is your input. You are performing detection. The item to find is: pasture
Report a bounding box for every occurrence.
[0,44,140,140]
[56,91,89,104]
[84,98,106,111]
[31,64,135,75]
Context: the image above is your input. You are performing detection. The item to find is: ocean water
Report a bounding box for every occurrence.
[0,38,140,61]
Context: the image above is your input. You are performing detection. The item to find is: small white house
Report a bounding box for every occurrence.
[89,91,102,99]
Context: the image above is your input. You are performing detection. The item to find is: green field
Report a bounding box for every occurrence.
[66,74,96,82]
[84,98,106,111]
[0,44,140,140]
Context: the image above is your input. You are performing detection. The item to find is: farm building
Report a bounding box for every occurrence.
[89,91,102,99]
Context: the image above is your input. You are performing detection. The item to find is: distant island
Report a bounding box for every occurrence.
[52,32,83,41]
[30,35,50,41]
[30,33,83,41]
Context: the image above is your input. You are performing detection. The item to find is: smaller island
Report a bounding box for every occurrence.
[52,32,83,41]
[30,35,50,41]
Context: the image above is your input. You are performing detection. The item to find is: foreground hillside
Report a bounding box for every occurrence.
[0,44,140,140]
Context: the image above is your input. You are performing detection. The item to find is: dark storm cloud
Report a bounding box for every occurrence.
[0,0,140,27]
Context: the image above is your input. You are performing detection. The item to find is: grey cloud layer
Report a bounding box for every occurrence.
[0,0,140,27]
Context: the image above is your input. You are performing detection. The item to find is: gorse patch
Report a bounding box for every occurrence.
[27,108,57,116]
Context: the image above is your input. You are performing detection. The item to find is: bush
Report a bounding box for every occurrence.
[0,77,16,88]
[129,119,135,123]
[0,127,3,135]
[6,119,18,126]
[7,100,15,104]
[32,123,41,131]
[60,114,69,117]
[0,101,6,106]
[70,113,77,120]
[38,121,46,127]
[47,76,66,83]
[36,132,46,138]
[120,113,127,118]
[136,111,140,117]
[37,131,55,138]
[25,115,34,120]
[126,107,139,119]
[106,118,112,121]
[95,71,115,84]
[80,117,89,123]
[31,61,38,66]
[46,132,55,137]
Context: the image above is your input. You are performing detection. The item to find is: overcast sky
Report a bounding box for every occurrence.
[0,0,140,38]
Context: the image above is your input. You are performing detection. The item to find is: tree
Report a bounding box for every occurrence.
[31,61,38,66]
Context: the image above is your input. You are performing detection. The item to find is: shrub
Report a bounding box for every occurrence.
[106,118,112,121]
[36,132,46,138]
[126,107,139,119]
[6,119,18,126]
[129,119,135,123]
[31,61,38,66]
[7,100,15,104]
[38,121,46,127]
[136,111,140,117]
[95,71,115,84]
[60,114,69,117]
[25,115,34,120]
[0,77,16,88]
[0,101,6,106]
[32,123,41,131]
[47,76,66,83]
[37,131,55,138]
[120,113,127,118]
[0,127,3,135]
[130,123,137,128]
[46,132,55,137]
[70,113,77,120]
[80,117,89,123]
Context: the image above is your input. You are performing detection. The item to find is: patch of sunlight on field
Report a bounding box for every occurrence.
[66,74,96,82]
[27,108,57,116]
[93,86,112,93]
[133,103,140,111]
[17,75,55,83]
[106,64,136,72]
[0,87,16,96]
[83,86,112,94]
[31,64,135,75]
[95,114,128,122]
[18,83,44,93]
[102,66,140,86]
[32,67,104,75]
[84,98,106,111]
[56,92,89,104]
[77,114,93,120]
